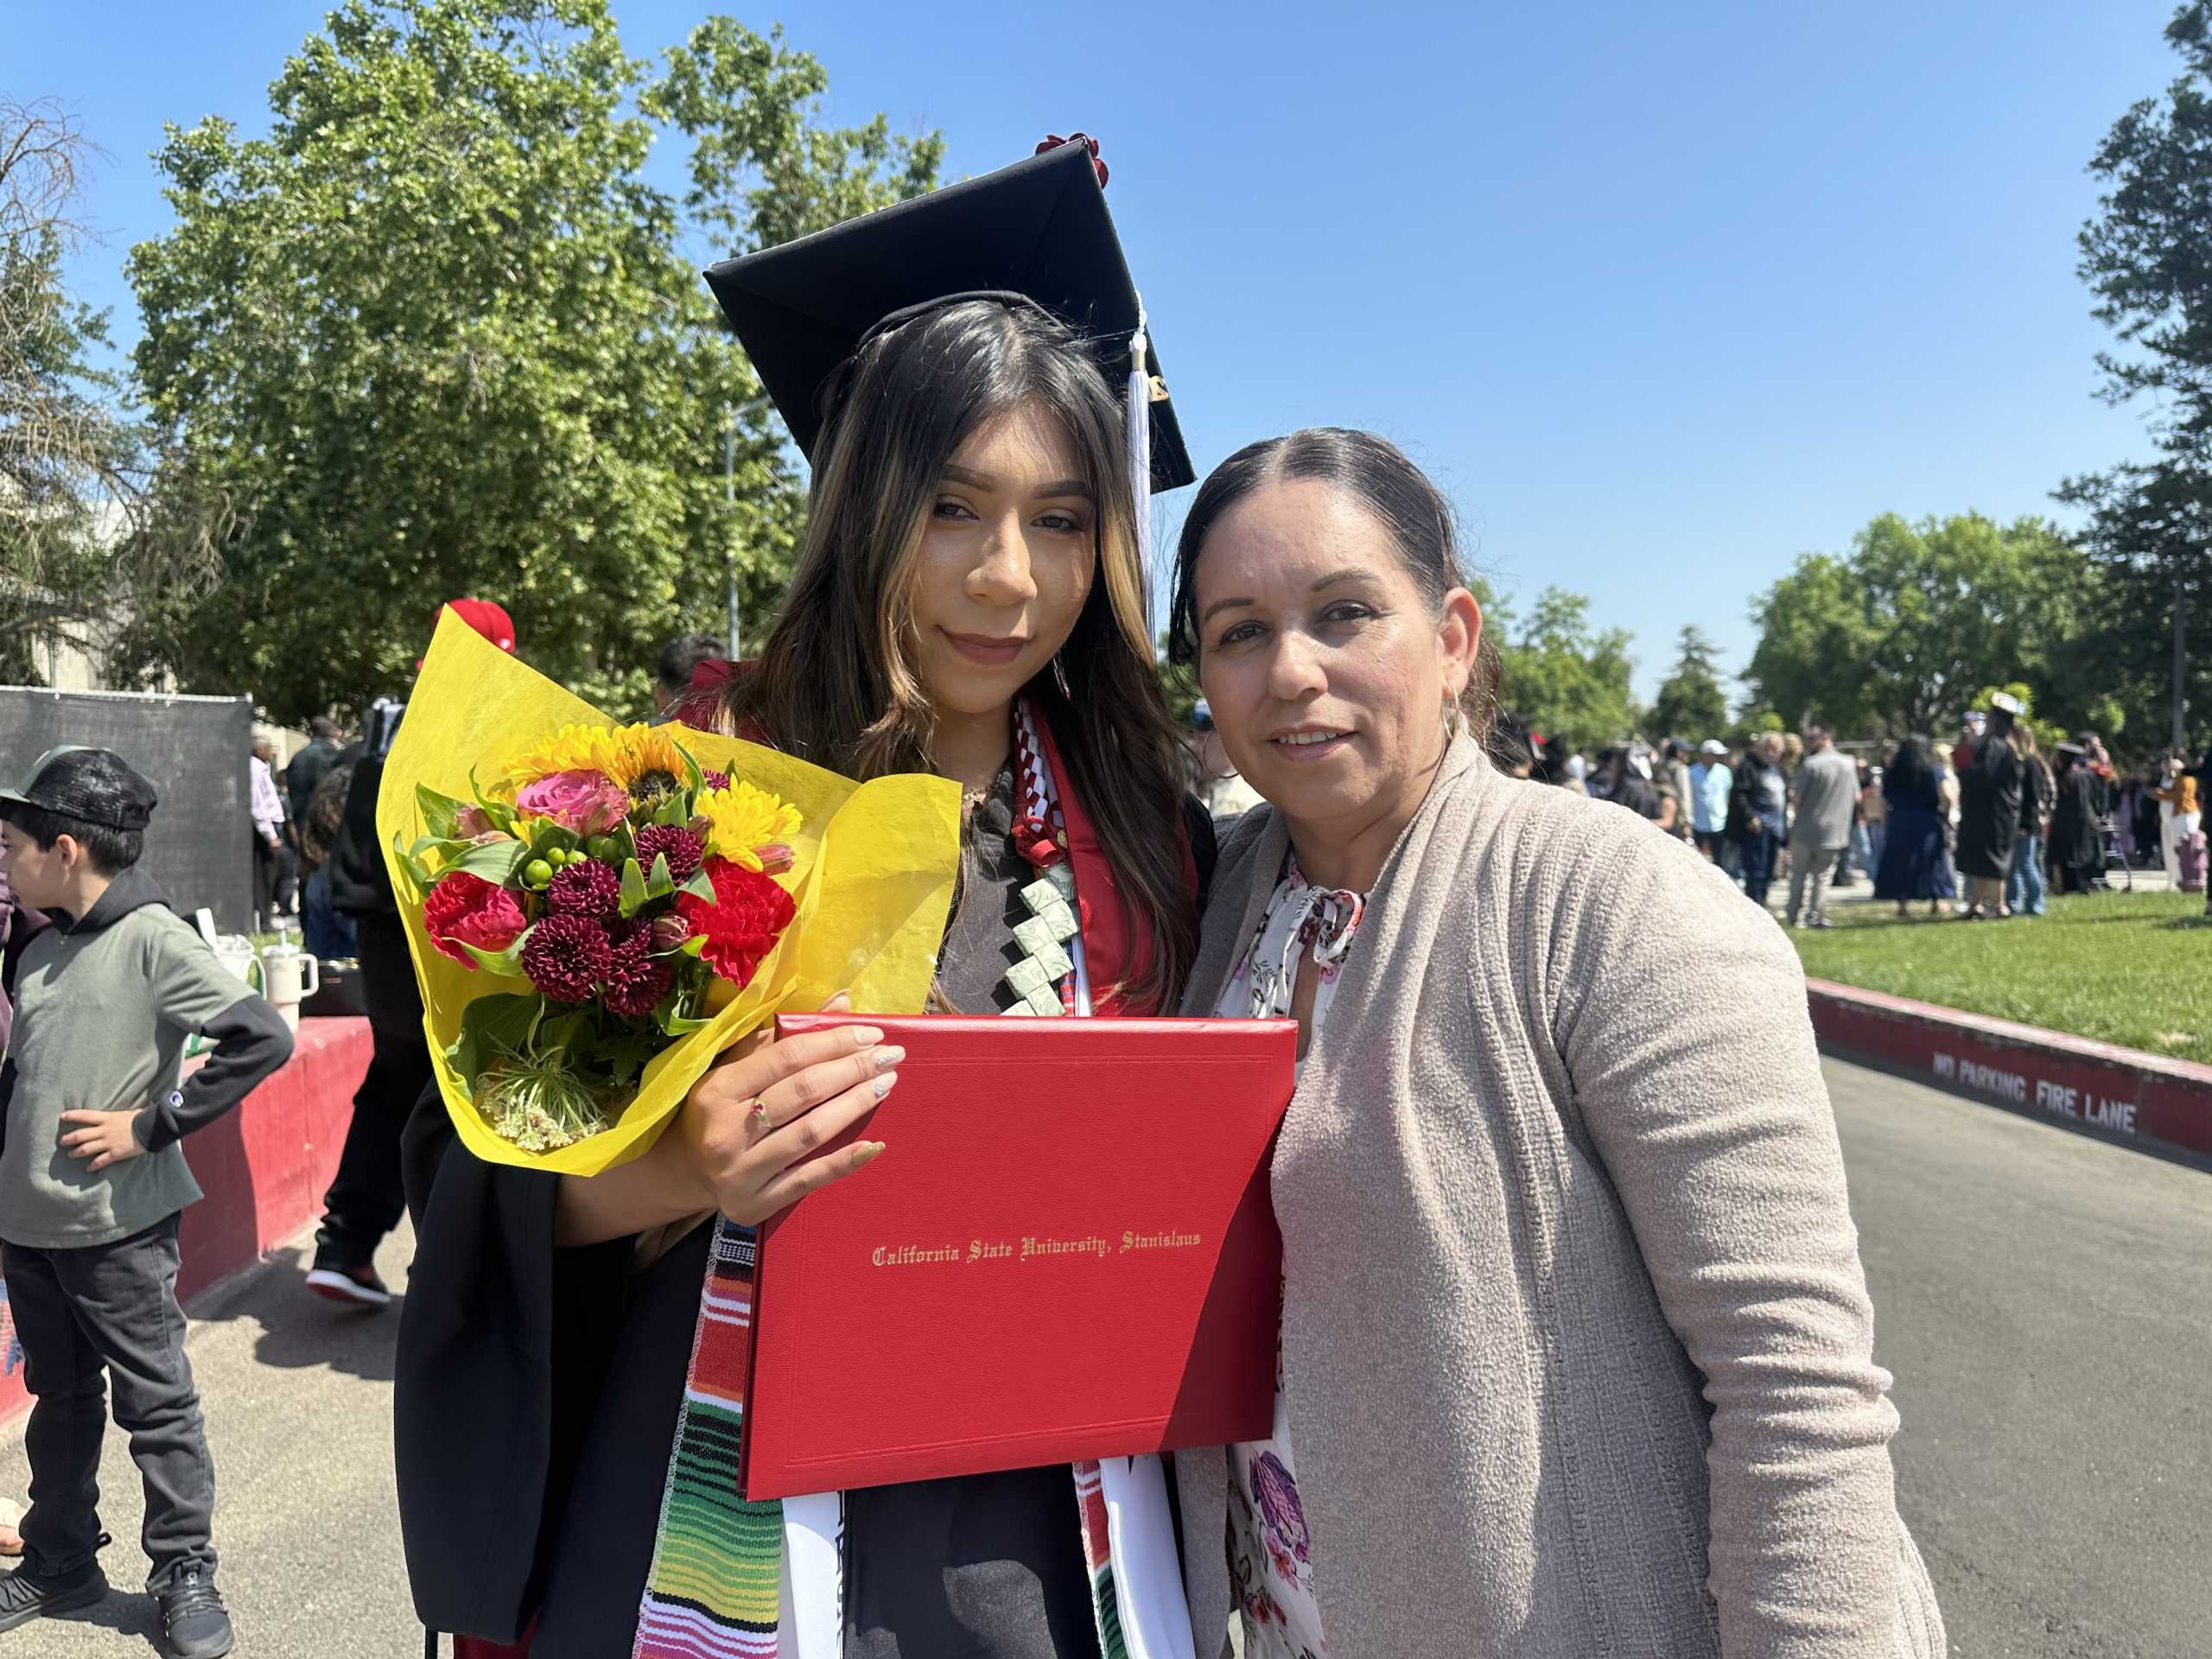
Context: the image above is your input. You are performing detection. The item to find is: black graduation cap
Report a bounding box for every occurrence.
[703,139,1194,493]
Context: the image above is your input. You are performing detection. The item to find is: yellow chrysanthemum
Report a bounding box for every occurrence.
[699,780,802,872]
[505,722,696,795]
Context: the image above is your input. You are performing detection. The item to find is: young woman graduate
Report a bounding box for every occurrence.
[393,137,1213,1659]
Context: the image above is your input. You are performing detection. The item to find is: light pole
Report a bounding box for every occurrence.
[723,394,773,661]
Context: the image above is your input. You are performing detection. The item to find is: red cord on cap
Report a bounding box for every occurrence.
[1036,133,1107,188]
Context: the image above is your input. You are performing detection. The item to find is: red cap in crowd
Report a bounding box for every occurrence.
[420,598,518,666]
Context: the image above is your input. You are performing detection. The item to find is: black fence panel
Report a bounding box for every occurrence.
[1,688,255,934]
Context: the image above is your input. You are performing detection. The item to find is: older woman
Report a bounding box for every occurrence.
[1166,428,1943,1658]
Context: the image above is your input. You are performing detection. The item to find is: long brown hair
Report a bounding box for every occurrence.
[724,299,1196,1010]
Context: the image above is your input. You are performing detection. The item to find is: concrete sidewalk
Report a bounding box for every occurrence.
[0,1224,417,1657]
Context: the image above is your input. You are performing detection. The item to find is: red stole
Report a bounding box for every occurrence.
[1033,710,1192,1017]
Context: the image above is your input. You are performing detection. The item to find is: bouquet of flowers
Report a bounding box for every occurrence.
[378,610,962,1174]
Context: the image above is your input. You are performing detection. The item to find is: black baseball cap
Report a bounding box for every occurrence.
[703,137,1194,492]
[0,747,160,831]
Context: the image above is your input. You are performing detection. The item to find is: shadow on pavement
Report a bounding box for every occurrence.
[38,1587,163,1656]
[188,1244,403,1385]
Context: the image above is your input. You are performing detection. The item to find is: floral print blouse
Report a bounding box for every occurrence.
[1214,855,1367,1659]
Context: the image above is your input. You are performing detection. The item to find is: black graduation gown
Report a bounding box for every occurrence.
[394,783,1214,1656]
[2049,766,2102,878]
[1953,734,2023,880]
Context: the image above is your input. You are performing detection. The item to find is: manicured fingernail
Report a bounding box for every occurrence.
[873,1072,898,1099]
[871,1045,906,1072]
[851,1025,886,1047]
[854,1141,887,1165]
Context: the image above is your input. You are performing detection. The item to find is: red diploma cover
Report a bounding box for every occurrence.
[741,1014,1297,1498]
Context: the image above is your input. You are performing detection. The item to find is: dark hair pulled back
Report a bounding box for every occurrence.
[1165,428,1500,743]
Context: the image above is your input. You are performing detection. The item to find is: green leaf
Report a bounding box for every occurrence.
[447,993,541,1095]
[467,768,518,836]
[597,1029,667,1088]
[645,851,675,900]
[680,868,716,902]
[652,984,713,1035]
[653,791,690,827]
[677,932,708,957]
[388,829,434,897]
[618,855,649,918]
[451,836,532,886]
[674,737,704,800]
[537,1010,588,1054]
[454,931,530,978]
[416,783,466,842]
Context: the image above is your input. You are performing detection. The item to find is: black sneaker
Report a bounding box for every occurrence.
[306,1258,391,1307]
[0,1558,107,1632]
[157,1565,233,1659]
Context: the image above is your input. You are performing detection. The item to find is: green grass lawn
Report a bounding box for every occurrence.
[1789,889,2212,1066]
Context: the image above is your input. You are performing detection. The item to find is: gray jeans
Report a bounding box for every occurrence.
[1787,842,1847,925]
[3,1213,217,1589]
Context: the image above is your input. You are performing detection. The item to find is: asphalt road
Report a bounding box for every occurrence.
[0,1229,418,1658]
[0,1058,2203,1657]
[1831,1059,2212,1658]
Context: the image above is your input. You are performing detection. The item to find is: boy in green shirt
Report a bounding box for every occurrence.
[0,748,293,1656]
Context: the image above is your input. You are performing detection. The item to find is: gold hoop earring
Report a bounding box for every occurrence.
[1441,696,1465,741]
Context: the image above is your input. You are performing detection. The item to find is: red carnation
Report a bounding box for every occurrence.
[675,856,797,990]
[423,870,527,967]
[601,919,672,1017]
[633,823,704,884]
[521,912,613,1003]
[546,857,621,918]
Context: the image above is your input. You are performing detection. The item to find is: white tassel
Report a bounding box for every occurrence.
[1127,302,1154,621]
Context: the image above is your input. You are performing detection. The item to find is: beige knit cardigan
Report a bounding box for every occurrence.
[1177,737,1945,1657]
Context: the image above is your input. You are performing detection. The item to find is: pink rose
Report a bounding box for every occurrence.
[455,804,496,837]
[423,871,528,967]
[515,769,630,835]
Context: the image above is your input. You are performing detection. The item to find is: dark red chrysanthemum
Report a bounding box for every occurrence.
[521,912,612,1003]
[632,823,704,883]
[701,769,730,791]
[674,856,797,989]
[601,919,672,1017]
[545,857,621,918]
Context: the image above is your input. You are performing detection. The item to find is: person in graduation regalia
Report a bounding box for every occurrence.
[394,137,1215,1659]
[1952,695,2024,918]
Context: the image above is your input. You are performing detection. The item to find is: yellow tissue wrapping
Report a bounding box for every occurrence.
[376,608,962,1174]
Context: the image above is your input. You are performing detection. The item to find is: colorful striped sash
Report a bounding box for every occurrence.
[634,1220,784,1659]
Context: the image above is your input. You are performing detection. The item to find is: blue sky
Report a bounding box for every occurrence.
[8,0,2187,700]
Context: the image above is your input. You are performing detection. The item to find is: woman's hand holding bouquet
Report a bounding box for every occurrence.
[553,998,906,1246]
[378,613,960,1179]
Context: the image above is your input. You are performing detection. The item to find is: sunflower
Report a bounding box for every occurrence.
[698,779,803,872]
[505,722,696,800]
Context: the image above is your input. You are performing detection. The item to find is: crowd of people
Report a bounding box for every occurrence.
[1480,704,2210,923]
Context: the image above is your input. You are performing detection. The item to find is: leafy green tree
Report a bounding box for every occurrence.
[2051,462,2208,749]
[1744,514,2094,739]
[1,96,218,683]
[2062,1,2212,753]
[1742,552,1877,732]
[1493,585,1636,752]
[123,1,939,721]
[1647,626,1729,742]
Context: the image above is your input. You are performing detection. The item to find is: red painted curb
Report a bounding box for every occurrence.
[1806,980,2212,1161]
[0,1017,373,1423]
